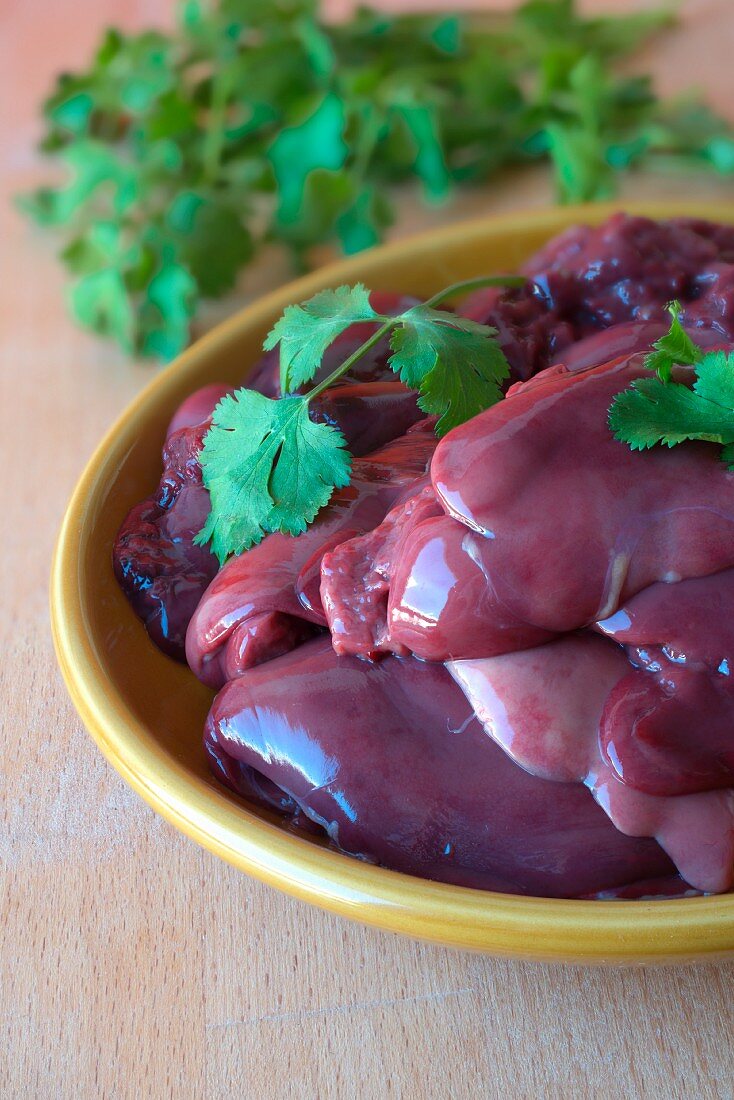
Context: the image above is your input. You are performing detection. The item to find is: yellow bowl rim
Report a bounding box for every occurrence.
[51,200,734,962]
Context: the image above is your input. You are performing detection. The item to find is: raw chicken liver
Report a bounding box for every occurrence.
[113,414,221,658]
[186,423,437,687]
[115,215,734,898]
[205,637,677,897]
[114,293,426,659]
[448,635,734,894]
[323,352,734,662]
[462,213,734,378]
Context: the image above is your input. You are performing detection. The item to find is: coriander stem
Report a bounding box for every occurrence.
[423,274,525,309]
[352,105,383,184]
[303,274,524,402]
[202,60,232,185]
[306,316,396,401]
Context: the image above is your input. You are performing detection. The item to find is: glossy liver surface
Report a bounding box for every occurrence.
[114,215,734,898]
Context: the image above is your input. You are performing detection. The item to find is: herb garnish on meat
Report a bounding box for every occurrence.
[610,303,734,468]
[196,276,520,561]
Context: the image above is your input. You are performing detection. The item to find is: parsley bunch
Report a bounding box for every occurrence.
[19,0,734,359]
[196,276,518,561]
[609,303,734,469]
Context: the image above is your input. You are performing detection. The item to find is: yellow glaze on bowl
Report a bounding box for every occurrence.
[52,202,734,963]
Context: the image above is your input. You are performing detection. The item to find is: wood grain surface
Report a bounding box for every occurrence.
[2,2,734,1097]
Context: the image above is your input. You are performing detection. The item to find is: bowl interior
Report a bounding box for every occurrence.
[53,202,734,962]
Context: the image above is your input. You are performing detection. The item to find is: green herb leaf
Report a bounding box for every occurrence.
[610,325,734,469]
[264,283,379,394]
[167,192,253,297]
[268,93,348,228]
[720,442,734,470]
[139,258,198,360]
[197,276,515,558]
[389,308,509,435]
[21,0,732,361]
[431,16,461,55]
[609,375,734,450]
[336,187,394,255]
[19,142,137,226]
[545,123,616,203]
[195,390,352,563]
[396,104,451,203]
[69,268,136,353]
[284,168,356,250]
[692,348,734,408]
[643,300,703,381]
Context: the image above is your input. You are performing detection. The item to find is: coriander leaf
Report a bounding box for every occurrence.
[605,134,650,169]
[389,307,509,436]
[50,92,94,136]
[516,0,671,59]
[69,267,136,353]
[541,54,622,204]
[545,123,616,203]
[23,0,727,363]
[395,104,451,202]
[692,349,734,408]
[294,16,335,77]
[166,192,252,297]
[138,89,197,142]
[61,220,124,274]
[645,99,734,166]
[609,376,734,451]
[268,93,348,228]
[336,186,394,255]
[61,219,156,291]
[264,283,379,394]
[430,15,461,54]
[284,168,356,250]
[179,0,205,33]
[139,258,197,360]
[196,275,516,557]
[18,142,137,226]
[95,26,124,67]
[706,135,734,174]
[195,390,351,562]
[644,301,703,381]
[580,8,674,57]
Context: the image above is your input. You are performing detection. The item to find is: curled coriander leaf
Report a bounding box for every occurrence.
[643,300,703,381]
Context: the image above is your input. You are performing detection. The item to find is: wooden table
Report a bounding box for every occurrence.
[3,3,734,1096]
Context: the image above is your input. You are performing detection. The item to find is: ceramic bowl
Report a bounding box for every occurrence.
[52,201,734,963]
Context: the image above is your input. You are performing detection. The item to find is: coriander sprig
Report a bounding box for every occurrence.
[19,0,734,360]
[195,275,519,561]
[609,303,734,469]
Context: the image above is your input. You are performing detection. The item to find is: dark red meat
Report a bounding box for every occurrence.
[322,352,734,662]
[449,634,734,894]
[595,571,734,796]
[114,292,427,660]
[114,215,734,899]
[113,417,220,658]
[462,213,734,379]
[186,423,437,688]
[205,637,677,897]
